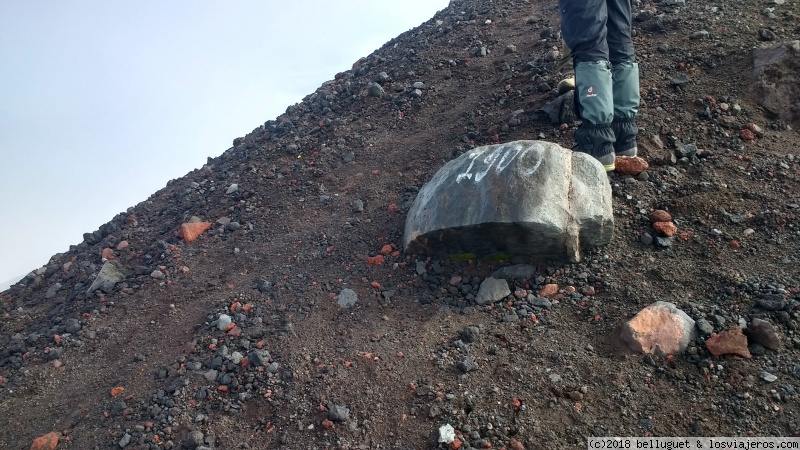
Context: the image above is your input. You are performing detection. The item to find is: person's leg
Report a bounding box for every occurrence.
[556,37,575,94]
[607,0,639,156]
[559,0,616,171]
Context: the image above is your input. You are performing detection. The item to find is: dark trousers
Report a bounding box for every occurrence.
[558,0,639,157]
[558,0,635,65]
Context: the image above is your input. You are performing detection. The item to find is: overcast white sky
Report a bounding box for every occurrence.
[0,1,450,290]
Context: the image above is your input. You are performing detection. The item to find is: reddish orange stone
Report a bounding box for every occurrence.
[650,210,672,222]
[367,255,385,265]
[706,327,751,358]
[539,284,559,298]
[653,221,678,237]
[180,222,212,242]
[110,386,125,397]
[30,432,59,450]
[509,439,526,450]
[615,156,649,175]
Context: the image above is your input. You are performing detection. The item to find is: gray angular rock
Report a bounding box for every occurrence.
[368,82,386,98]
[745,318,781,350]
[45,283,62,299]
[375,72,391,83]
[119,433,131,448]
[457,355,479,373]
[492,264,535,280]
[675,142,698,158]
[336,288,358,308]
[150,270,165,279]
[475,277,510,306]
[87,260,130,294]
[459,326,481,343]
[64,318,82,334]
[696,318,714,337]
[759,28,777,42]
[403,141,613,263]
[749,342,767,356]
[216,314,232,331]
[439,424,456,444]
[756,295,787,311]
[655,236,674,248]
[203,369,218,382]
[327,403,350,422]
[248,349,271,367]
[531,297,552,309]
[254,279,273,292]
[671,74,689,87]
[185,430,205,449]
[760,371,778,383]
[502,313,519,322]
[538,90,577,124]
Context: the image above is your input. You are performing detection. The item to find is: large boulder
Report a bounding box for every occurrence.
[403,140,613,262]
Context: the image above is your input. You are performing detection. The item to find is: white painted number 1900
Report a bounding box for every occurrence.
[455,142,543,184]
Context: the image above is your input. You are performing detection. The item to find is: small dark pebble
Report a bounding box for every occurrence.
[655,236,674,248]
[328,404,350,423]
[756,295,787,311]
[748,343,767,356]
[457,356,479,373]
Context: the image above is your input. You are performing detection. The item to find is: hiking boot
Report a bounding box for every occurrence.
[595,152,616,172]
[572,144,615,172]
[616,147,637,157]
[557,76,575,94]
